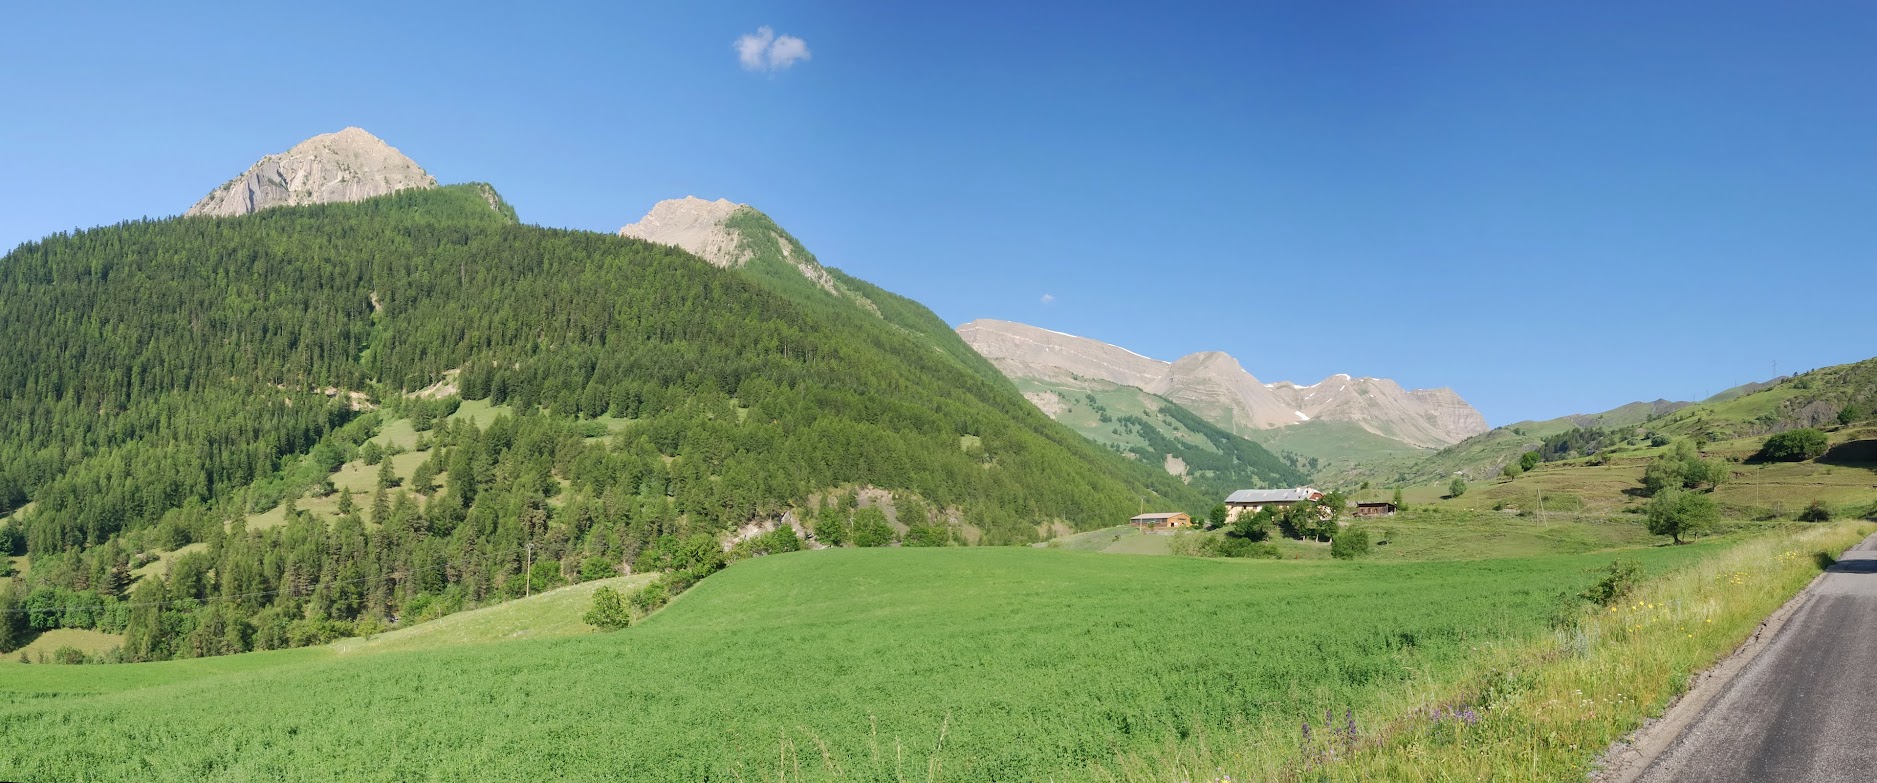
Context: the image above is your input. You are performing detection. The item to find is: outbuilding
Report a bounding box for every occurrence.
[1129,512,1192,531]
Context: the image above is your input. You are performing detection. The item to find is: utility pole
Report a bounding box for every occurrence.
[524,543,534,598]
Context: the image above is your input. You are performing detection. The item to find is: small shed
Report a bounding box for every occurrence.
[1129,512,1192,531]
[1353,502,1397,518]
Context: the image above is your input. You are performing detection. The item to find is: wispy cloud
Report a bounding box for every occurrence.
[1040,293,1056,305]
[736,26,812,72]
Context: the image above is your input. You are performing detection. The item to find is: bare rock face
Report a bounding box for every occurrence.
[953,319,1167,389]
[957,319,1490,448]
[618,196,751,268]
[187,128,436,217]
[1158,351,1298,430]
[619,197,849,297]
[1268,376,1488,449]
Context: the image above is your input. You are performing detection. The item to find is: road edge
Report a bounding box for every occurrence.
[1588,533,1875,783]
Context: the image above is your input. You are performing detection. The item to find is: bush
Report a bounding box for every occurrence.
[1799,500,1833,523]
[1579,559,1643,607]
[1230,508,1274,542]
[1330,528,1371,560]
[1448,477,1468,498]
[1838,403,1866,426]
[903,524,953,547]
[1758,429,1829,462]
[579,557,618,582]
[1519,451,1542,472]
[851,507,896,548]
[583,586,631,631]
[52,645,88,665]
[627,579,670,614]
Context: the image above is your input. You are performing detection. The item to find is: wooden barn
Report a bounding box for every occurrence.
[1353,502,1398,518]
[1129,512,1192,531]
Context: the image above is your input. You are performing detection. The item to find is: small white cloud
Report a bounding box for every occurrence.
[736,26,812,72]
[767,34,811,69]
[1040,293,1056,305]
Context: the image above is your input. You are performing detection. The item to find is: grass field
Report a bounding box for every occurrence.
[330,573,657,656]
[0,542,1735,782]
[5,629,124,663]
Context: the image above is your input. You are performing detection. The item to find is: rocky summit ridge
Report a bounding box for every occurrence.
[187,127,437,217]
[957,318,1488,449]
[619,197,844,296]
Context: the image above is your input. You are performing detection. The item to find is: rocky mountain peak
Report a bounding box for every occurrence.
[957,319,1491,448]
[187,127,437,217]
[618,196,751,268]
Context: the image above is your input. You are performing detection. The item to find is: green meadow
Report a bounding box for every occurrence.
[0,543,1727,782]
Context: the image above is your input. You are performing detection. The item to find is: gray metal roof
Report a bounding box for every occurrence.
[1225,488,1319,504]
[1130,512,1187,520]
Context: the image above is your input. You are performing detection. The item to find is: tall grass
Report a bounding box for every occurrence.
[1125,521,1871,782]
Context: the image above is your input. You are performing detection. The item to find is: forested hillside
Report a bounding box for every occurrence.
[0,185,1201,660]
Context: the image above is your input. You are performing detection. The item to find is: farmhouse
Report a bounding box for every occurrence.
[1353,502,1398,518]
[1129,512,1192,531]
[1224,487,1323,521]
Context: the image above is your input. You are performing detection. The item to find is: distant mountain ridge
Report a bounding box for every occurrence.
[957,319,1488,450]
[187,127,437,217]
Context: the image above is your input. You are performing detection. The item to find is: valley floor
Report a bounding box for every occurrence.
[6,525,1859,782]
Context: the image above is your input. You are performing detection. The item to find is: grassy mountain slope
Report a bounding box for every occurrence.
[0,543,1724,781]
[718,207,1010,387]
[1388,399,1690,486]
[1007,376,1309,499]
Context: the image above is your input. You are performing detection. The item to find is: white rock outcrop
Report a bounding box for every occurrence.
[618,196,752,268]
[187,127,436,217]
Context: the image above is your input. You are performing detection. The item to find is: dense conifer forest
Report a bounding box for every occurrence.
[0,185,1231,659]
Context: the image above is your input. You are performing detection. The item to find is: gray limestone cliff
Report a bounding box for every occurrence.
[187,127,437,217]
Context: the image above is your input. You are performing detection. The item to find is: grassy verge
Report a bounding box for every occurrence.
[1129,521,1871,782]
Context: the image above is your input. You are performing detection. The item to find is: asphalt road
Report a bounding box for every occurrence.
[1637,537,1877,783]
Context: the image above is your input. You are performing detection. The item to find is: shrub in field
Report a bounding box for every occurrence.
[903,524,953,547]
[1212,536,1280,559]
[1448,477,1468,498]
[1643,441,1730,495]
[1758,428,1829,462]
[1330,528,1371,560]
[51,645,88,665]
[627,579,669,614]
[584,586,631,631]
[1799,500,1833,522]
[1579,558,1643,606]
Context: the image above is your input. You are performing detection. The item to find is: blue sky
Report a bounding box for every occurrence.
[5,2,1874,425]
